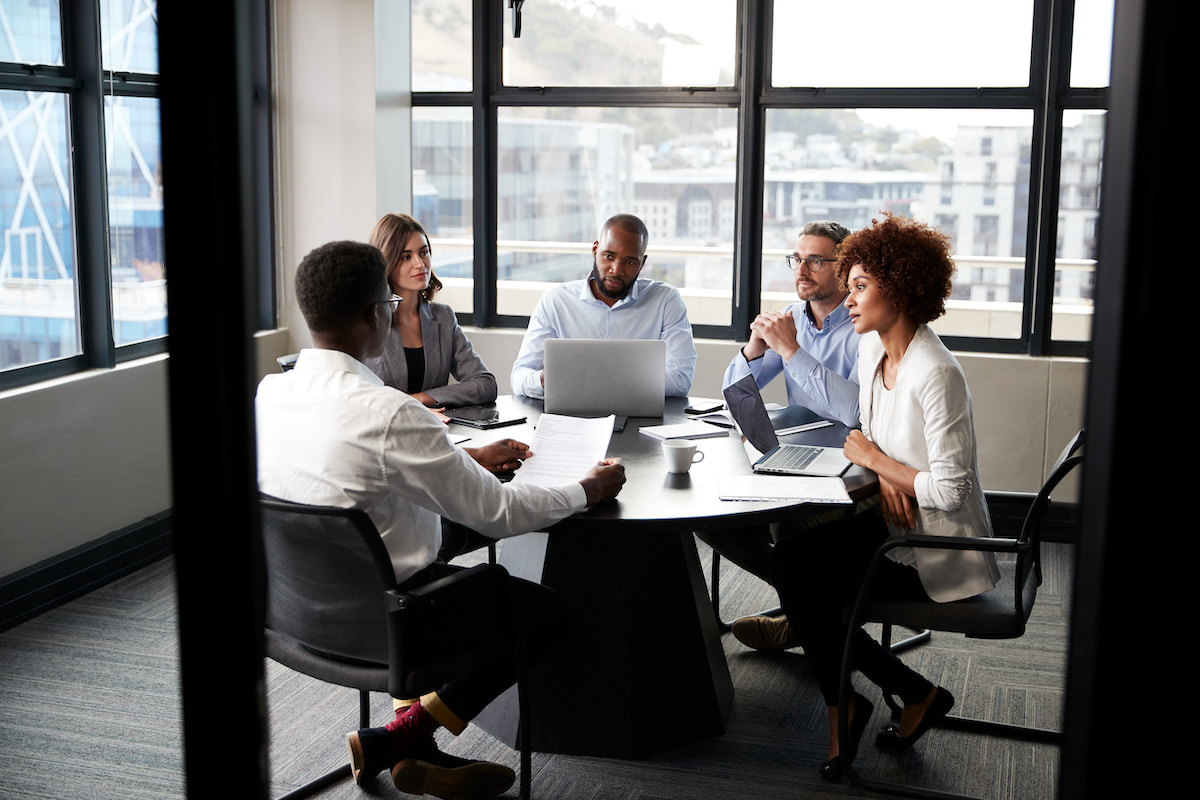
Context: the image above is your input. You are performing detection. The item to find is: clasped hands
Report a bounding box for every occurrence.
[744,310,800,362]
[843,430,917,531]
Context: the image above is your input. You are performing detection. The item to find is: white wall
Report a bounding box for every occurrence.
[0,357,172,576]
[271,0,380,352]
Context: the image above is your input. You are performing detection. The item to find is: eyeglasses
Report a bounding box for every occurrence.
[785,255,836,272]
[375,293,402,313]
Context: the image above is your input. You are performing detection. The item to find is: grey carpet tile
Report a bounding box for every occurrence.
[0,542,1071,800]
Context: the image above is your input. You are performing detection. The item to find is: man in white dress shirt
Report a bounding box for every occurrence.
[256,240,625,798]
[510,213,697,398]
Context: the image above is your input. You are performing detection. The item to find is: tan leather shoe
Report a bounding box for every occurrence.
[392,749,515,800]
[731,614,799,651]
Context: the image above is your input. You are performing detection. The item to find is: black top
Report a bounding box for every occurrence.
[403,346,425,394]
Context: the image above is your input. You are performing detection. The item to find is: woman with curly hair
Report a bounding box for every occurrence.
[364,213,498,411]
[769,213,1000,781]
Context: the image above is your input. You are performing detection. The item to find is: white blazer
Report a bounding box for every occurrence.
[857,325,1000,603]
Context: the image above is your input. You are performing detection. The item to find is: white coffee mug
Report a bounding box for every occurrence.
[662,439,705,473]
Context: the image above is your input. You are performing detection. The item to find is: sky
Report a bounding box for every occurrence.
[570,0,1113,139]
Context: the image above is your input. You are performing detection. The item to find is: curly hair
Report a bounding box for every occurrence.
[369,212,443,302]
[835,213,955,325]
[295,240,387,333]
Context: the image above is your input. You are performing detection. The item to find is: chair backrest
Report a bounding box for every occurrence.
[1018,430,1085,548]
[259,494,396,667]
[1011,429,1084,605]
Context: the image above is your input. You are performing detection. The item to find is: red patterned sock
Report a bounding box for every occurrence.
[384,700,440,753]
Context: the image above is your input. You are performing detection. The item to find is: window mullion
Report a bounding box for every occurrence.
[731,0,769,340]
[63,0,114,369]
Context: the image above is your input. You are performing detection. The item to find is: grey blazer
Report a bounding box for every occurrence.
[365,300,498,408]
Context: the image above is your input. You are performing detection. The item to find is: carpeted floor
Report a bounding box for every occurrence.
[0,539,1070,799]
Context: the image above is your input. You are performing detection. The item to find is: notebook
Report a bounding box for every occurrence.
[543,339,666,417]
[721,374,851,477]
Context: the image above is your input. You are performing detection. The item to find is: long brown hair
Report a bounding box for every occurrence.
[369,213,444,302]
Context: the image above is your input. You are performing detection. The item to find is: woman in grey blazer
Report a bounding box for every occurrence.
[364,213,498,409]
[769,213,999,781]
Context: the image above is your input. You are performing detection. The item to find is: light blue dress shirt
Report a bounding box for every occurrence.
[511,275,697,398]
[722,301,861,427]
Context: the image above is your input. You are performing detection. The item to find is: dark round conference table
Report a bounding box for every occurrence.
[457,395,876,760]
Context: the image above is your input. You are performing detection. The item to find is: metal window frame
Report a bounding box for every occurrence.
[413,0,1105,356]
[0,3,157,389]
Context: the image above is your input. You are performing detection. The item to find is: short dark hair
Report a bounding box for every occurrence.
[799,220,853,246]
[835,213,955,325]
[294,240,387,333]
[601,213,649,252]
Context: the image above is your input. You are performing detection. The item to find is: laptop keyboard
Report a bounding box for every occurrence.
[762,445,820,470]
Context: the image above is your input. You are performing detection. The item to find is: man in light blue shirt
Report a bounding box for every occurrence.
[722,220,860,428]
[710,220,863,653]
[511,213,696,398]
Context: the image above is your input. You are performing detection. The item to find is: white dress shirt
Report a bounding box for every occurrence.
[510,275,697,398]
[858,325,1000,603]
[256,348,587,584]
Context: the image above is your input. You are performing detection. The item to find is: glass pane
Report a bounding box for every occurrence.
[773,0,1033,88]
[106,95,165,346]
[1069,0,1113,87]
[412,0,471,91]
[761,108,1035,340]
[0,0,63,66]
[1051,111,1103,342]
[496,106,736,326]
[504,1,735,88]
[411,107,474,314]
[100,0,160,74]
[0,90,78,370]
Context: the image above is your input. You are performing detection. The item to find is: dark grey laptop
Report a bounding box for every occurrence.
[544,338,666,417]
[721,374,851,477]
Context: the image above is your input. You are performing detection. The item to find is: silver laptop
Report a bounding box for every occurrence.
[722,374,851,477]
[544,338,666,417]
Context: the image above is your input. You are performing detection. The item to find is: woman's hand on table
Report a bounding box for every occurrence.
[878,478,917,530]
[844,430,918,530]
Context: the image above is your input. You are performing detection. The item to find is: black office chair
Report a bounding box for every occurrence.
[260,494,534,800]
[835,430,1084,799]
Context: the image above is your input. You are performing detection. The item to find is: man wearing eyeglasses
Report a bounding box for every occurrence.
[708,221,861,653]
[723,219,859,428]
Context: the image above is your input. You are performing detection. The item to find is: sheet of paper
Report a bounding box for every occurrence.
[511,413,614,488]
[718,475,852,504]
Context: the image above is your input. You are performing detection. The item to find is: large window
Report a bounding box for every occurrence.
[407,0,1110,355]
[0,0,162,387]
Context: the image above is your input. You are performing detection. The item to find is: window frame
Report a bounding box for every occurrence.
[413,0,1104,357]
[0,2,162,388]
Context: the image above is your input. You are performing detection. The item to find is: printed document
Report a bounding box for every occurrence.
[511,413,615,487]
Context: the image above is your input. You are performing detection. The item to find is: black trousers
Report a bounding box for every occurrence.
[397,560,566,724]
[771,510,933,706]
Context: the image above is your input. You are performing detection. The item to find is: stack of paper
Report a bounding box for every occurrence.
[718,475,852,504]
[638,420,729,441]
[511,413,615,487]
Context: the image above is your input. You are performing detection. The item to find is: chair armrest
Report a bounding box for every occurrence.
[885,533,1023,554]
[386,562,511,608]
